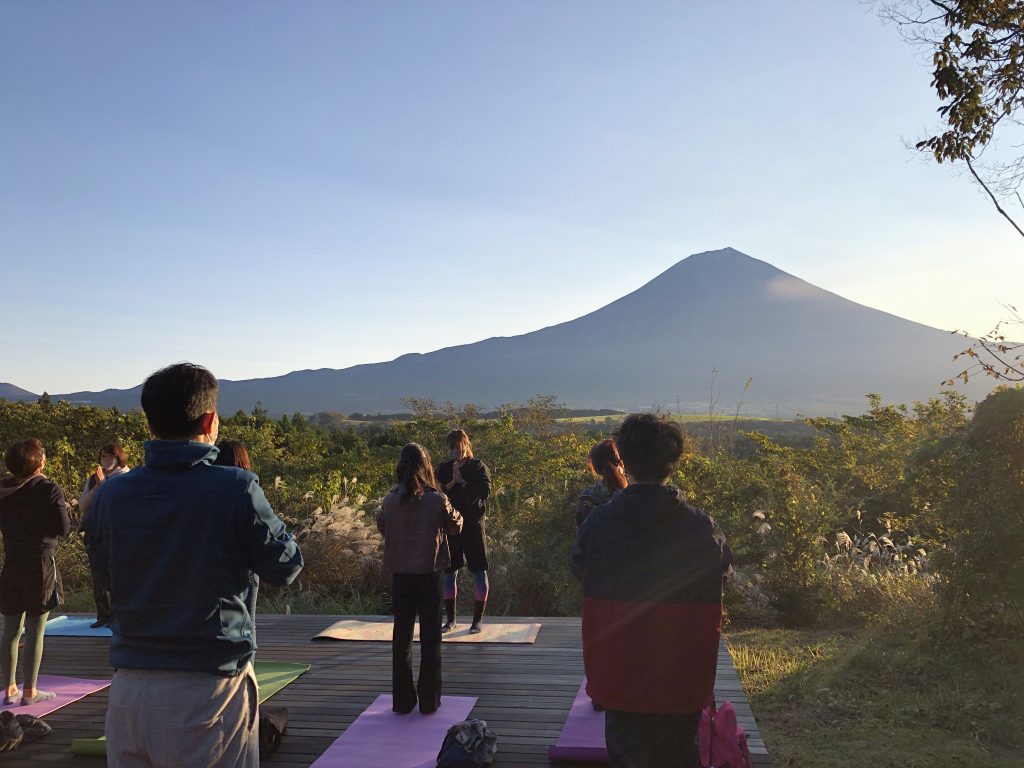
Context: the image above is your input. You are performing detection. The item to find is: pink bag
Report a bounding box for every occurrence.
[700,701,753,768]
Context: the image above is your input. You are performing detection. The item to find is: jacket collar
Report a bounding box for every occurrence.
[144,440,220,470]
[622,483,685,501]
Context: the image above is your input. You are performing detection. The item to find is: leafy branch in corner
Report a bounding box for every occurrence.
[944,303,1024,384]
[883,0,1024,237]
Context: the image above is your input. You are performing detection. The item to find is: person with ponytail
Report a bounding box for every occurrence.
[377,443,462,714]
[436,429,492,634]
[214,440,252,471]
[574,438,628,527]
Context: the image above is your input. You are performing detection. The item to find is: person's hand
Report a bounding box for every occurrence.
[452,461,463,484]
[95,466,106,484]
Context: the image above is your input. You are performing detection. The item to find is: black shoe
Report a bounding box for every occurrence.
[442,598,456,632]
[90,621,106,629]
[419,700,440,715]
[470,600,486,634]
[392,700,416,714]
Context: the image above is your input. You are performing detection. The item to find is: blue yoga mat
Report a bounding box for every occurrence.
[45,615,112,637]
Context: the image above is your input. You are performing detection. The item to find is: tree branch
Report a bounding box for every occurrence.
[966,157,1024,237]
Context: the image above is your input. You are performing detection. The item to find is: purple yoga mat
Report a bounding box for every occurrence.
[548,679,608,762]
[0,674,110,718]
[310,693,477,768]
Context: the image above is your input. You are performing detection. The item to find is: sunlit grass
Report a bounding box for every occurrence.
[729,628,1024,767]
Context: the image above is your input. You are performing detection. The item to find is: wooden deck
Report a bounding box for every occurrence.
[5,614,772,766]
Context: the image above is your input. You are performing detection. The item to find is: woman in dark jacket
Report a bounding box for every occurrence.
[574,438,629,527]
[436,429,492,634]
[0,438,71,705]
[79,440,130,628]
[377,443,462,714]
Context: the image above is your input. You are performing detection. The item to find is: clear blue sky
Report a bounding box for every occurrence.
[1,1,1020,394]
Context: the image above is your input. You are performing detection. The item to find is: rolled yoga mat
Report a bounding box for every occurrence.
[310,693,477,768]
[313,619,542,644]
[548,679,608,763]
[44,615,113,637]
[0,674,110,719]
[70,660,311,757]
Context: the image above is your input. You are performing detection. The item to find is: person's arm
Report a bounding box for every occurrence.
[78,476,99,516]
[376,502,387,536]
[49,483,71,538]
[437,462,456,493]
[440,494,463,536]
[573,490,598,528]
[570,512,594,582]
[84,495,109,594]
[240,477,303,587]
[465,460,492,502]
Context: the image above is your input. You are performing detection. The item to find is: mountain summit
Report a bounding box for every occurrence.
[41,248,989,416]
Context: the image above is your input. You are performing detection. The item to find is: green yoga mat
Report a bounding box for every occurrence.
[70,660,310,758]
[252,660,310,702]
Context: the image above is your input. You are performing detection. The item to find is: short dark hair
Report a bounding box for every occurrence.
[141,363,219,440]
[5,438,45,478]
[100,441,127,467]
[214,440,252,471]
[615,413,684,483]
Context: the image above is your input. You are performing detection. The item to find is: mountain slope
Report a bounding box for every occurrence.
[51,248,991,416]
[0,383,39,403]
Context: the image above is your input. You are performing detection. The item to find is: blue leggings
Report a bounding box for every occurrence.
[444,571,489,602]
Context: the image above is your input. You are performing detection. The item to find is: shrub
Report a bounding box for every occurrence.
[936,388,1024,636]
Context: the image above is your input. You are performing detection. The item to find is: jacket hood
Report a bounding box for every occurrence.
[143,440,220,470]
[0,474,41,500]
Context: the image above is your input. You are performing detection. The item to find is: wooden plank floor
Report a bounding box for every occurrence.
[4,614,772,767]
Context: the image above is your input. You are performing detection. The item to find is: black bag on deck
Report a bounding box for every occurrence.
[259,706,288,757]
[436,718,497,767]
[0,711,23,752]
[0,712,51,752]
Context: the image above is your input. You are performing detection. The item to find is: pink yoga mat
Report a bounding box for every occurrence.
[0,674,110,718]
[548,679,608,762]
[310,693,477,768]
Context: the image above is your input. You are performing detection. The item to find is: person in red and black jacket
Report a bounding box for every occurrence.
[571,413,732,768]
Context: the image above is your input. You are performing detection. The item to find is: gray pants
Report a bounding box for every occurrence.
[106,664,259,768]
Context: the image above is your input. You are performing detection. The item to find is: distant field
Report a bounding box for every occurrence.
[557,415,794,428]
[557,413,797,424]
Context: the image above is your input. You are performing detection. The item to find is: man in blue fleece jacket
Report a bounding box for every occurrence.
[86,362,303,768]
